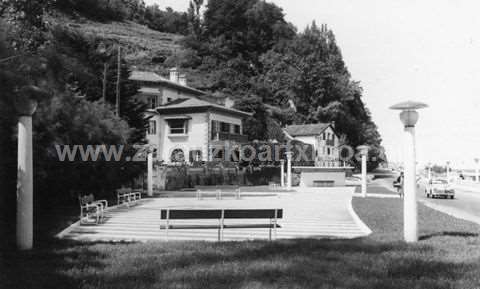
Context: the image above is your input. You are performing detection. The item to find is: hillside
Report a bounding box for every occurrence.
[51,14,183,72]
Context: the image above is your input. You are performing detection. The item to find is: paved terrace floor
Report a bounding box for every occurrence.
[59,187,370,242]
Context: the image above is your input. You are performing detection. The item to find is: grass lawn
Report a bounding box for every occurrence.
[2,197,480,289]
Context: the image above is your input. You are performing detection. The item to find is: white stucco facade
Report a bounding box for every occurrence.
[287,126,339,166]
[131,69,250,165]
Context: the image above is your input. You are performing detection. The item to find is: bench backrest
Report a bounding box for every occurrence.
[194,186,217,192]
[160,209,283,220]
[216,185,239,191]
[117,188,131,195]
[195,185,239,191]
[79,194,95,206]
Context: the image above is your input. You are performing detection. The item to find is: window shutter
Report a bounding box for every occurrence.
[189,150,194,163]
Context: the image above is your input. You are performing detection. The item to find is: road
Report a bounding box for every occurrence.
[370,171,480,224]
[417,179,480,223]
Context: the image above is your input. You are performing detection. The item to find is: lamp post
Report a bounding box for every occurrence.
[14,90,39,250]
[280,159,285,187]
[474,158,479,183]
[357,145,369,198]
[446,161,450,181]
[286,152,292,189]
[147,151,153,197]
[390,101,428,243]
[427,162,432,180]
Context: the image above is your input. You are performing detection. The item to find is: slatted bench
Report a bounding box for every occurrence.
[160,209,283,241]
[195,185,241,200]
[117,188,142,207]
[78,194,108,225]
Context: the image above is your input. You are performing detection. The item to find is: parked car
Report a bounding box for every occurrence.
[425,179,455,199]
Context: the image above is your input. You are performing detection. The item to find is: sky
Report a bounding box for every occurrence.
[146,0,480,169]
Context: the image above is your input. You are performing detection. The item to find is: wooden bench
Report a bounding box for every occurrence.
[160,209,283,241]
[78,194,108,225]
[116,188,142,207]
[195,185,241,200]
[268,182,280,189]
[313,180,335,187]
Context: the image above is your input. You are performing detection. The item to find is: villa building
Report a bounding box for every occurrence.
[129,68,251,164]
[284,123,340,167]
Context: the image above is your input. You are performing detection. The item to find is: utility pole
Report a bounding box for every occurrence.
[102,63,108,103]
[116,46,121,116]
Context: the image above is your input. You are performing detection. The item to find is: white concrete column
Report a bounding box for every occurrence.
[280,160,285,187]
[361,154,367,197]
[147,151,153,197]
[17,115,34,250]
[475,158,479,183]
[427,165,432,180]
[404,125,418,242]
[286,152,292,189]
[446,162,450,181]
[357,146,369,198]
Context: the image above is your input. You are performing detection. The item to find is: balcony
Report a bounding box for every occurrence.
[326,139,335,146]
[211,132,248,143]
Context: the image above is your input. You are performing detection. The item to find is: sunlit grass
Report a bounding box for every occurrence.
[2,197,480,289]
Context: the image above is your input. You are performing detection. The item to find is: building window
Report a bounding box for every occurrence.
[327,147,331,155]
[233,124,241,134]
[148,120,156,135]
[189,150,202,162]
[322,133,326,140]
[171,149,185,163]
[168,119,188,134]
[211,148,224,161]
[220,122,230,133]
[148,95,158,109]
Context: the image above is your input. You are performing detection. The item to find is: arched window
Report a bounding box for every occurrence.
[170,149,185,163]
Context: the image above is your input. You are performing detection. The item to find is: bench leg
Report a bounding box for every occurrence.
[165,209,170,241]
[274,216,278,240]
[269,220,272,241]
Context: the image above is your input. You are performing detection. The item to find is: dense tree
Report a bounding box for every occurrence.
[143,5,189,35]
[183,1,384,169]
[0,1,148,247]
[257,22,384,167]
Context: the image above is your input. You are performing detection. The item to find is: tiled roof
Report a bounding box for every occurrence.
[157,98,252,117]
[129,71,164,82]
[129,70,205,95]
[284,123,332,136]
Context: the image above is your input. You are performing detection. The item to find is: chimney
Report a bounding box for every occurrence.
[169,67,179,82]
[224,97,234,108]
[178,74,187,86]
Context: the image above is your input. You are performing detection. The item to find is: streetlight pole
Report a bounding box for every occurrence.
[427,162,432,180]
[357,145,369,198]
[475,158,479,183]
[147,150,153,197]
[286,152,292,189]
[280,159,285,187]
[390,101,428,243]
[446,161,450,181]
[14,91,38,250]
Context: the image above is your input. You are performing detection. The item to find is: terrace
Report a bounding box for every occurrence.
[58,187,369,242]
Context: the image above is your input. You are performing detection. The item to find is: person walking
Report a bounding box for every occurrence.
[394,172,404,198]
